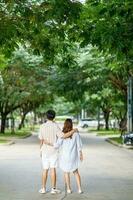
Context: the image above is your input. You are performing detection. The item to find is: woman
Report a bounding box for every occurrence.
[44,118,83,194]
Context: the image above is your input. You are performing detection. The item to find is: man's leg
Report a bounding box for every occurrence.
[39,169,48,193]
[50,155,61,194]
[42,169,49,189]
[50,168,61,194]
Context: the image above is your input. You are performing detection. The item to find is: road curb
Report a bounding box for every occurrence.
[106,138,123,147]
[106,138,133,149]
[0,140,15,146]
[20,133,32,139]
[0,133,32,146]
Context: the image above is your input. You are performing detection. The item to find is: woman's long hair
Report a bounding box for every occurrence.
[62,118,73,138]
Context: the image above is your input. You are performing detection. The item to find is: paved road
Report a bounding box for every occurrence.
[0,131,133,200]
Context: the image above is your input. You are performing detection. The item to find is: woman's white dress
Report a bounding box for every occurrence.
[54,132,82,172]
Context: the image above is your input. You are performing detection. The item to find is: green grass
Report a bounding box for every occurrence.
[0,127,32,139]
[0,139,8,144]
[109,137,123,144]
[88,128,123,145]
[89,128,120,136]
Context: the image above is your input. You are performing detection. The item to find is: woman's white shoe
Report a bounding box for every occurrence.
[39,188,46,194]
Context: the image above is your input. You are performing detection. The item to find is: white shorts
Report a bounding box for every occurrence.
[41,154,58,170]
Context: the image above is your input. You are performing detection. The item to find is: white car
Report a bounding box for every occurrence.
[78,118,105,128]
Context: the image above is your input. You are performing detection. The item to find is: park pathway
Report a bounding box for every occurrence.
[0,130,133,200]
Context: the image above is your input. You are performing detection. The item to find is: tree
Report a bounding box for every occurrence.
[0,0,82,58]
[75,0,133,129]
[0,47,52,133]
[79,0,133,91]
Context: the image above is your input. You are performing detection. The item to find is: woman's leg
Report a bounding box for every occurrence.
[73,169,82,192]
[64,172,71,191]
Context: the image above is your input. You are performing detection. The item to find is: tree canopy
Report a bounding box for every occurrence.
[0,0,133,133]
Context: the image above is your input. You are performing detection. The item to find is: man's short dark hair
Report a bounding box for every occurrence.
[46,110,56,120]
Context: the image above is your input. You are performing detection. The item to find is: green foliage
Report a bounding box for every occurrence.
[0,47,54,132]
[0,0,82,58]
[80,1,133,65]
[48,43,88,102]
[0,47,47,111]
[0,54,8,69]
[0,0,132,128]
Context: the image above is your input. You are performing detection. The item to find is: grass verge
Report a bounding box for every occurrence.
[109,137,123,144]
[0,127,32,139]
[89,128,120,136]
[0,139,8,144]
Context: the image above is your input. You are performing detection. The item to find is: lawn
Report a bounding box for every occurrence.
[88,128,126,146]
[0,127,33,139]
[0,139,8,144]
[89,128,120,136]
[109,137,123,144]
[0,126,38,144]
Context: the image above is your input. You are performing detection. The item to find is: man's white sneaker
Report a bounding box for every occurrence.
[67,189,72,194]
[39,188,46,194]
[51,188,61,194]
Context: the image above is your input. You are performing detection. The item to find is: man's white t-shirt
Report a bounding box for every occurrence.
[38,120,63,157]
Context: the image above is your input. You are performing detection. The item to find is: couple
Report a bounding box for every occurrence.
[38,110,83,194]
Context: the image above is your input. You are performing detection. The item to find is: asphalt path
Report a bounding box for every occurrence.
[0,129,133,200]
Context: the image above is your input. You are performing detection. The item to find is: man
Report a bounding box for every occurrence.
[38,110,77,194]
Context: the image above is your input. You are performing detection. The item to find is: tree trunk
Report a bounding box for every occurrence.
[18,113,27,130]
[97,106,100,130]
[119,116,127,136]
[11,117,15,134]
[103,110,110,130]
[34,112,37,125]
[0,114,7,133]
